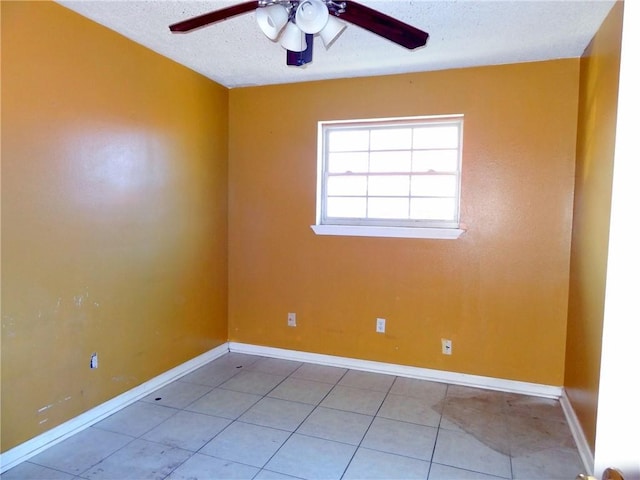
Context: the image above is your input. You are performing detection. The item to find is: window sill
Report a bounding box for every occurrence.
[310,224,465,239]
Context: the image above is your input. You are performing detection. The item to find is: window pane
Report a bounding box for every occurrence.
[368,175,410,196]
[411,174,457,197]
[410,198,456,220]
[320,116,463,228]
[412,150,459,173]
[328,129,369,152]
[370,128,412,150]
[327,175,367,196]
[369,151,412,173]
[368,198,409,219]
[327,197,366,218]
[328,152,369,173]
[413,125,459,149]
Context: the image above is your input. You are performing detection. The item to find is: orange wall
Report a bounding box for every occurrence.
[565,2,623,451]
[228,60,579,385]
[1,2,229,451]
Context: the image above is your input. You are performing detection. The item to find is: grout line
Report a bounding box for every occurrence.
[337,371,398,479]
[241,361,349,477]
[424,383,451,479]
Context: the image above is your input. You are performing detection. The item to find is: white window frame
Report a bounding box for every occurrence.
[311,115,465,239]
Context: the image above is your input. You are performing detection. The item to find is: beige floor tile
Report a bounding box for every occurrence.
[200,421,290,467]
[344,447,431,480]
[81,438,191,479]
[362,417,438,461]
[141,410,231,451]
[265,434,356,480]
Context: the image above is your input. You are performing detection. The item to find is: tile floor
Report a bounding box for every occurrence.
[2,352,585,480]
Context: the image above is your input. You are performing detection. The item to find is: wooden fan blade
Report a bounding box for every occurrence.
[334,0,428,50]
[287,34,314,67]
[169,1,260,33]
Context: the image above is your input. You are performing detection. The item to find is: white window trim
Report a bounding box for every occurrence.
[311,114,465,240]
[311,224,465,239]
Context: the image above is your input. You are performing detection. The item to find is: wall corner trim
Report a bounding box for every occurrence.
[229,342,563,398]
[560,389,595,475]
[0,343,230,474]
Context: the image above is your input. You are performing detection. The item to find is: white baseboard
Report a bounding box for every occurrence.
[0,343,229,474]
[560,389,595,475]
[229,342,563,399]
[2,341,576,474]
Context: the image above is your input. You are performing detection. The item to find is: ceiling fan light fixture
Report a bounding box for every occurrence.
[169,0,430,68]
[295,0,329,34]
[319,15,347,49]
[256,4,289,40]
[280,21,307,52]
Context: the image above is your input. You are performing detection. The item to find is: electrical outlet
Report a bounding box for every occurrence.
[376,317,386,333]
[441,339,452,355]
[90,352,98,369]
[287,312,296,327]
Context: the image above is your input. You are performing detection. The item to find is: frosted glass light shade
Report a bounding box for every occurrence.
[280,22,307,51]
[319,15,347,48]
[295,0,329,34]
[256,5,289,40]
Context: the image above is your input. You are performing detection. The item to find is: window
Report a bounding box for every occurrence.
[312,115,465,239]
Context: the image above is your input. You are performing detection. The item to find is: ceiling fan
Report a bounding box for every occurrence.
[169,0,429,67]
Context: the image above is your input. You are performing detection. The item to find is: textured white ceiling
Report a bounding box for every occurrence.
[57,0,615,88]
